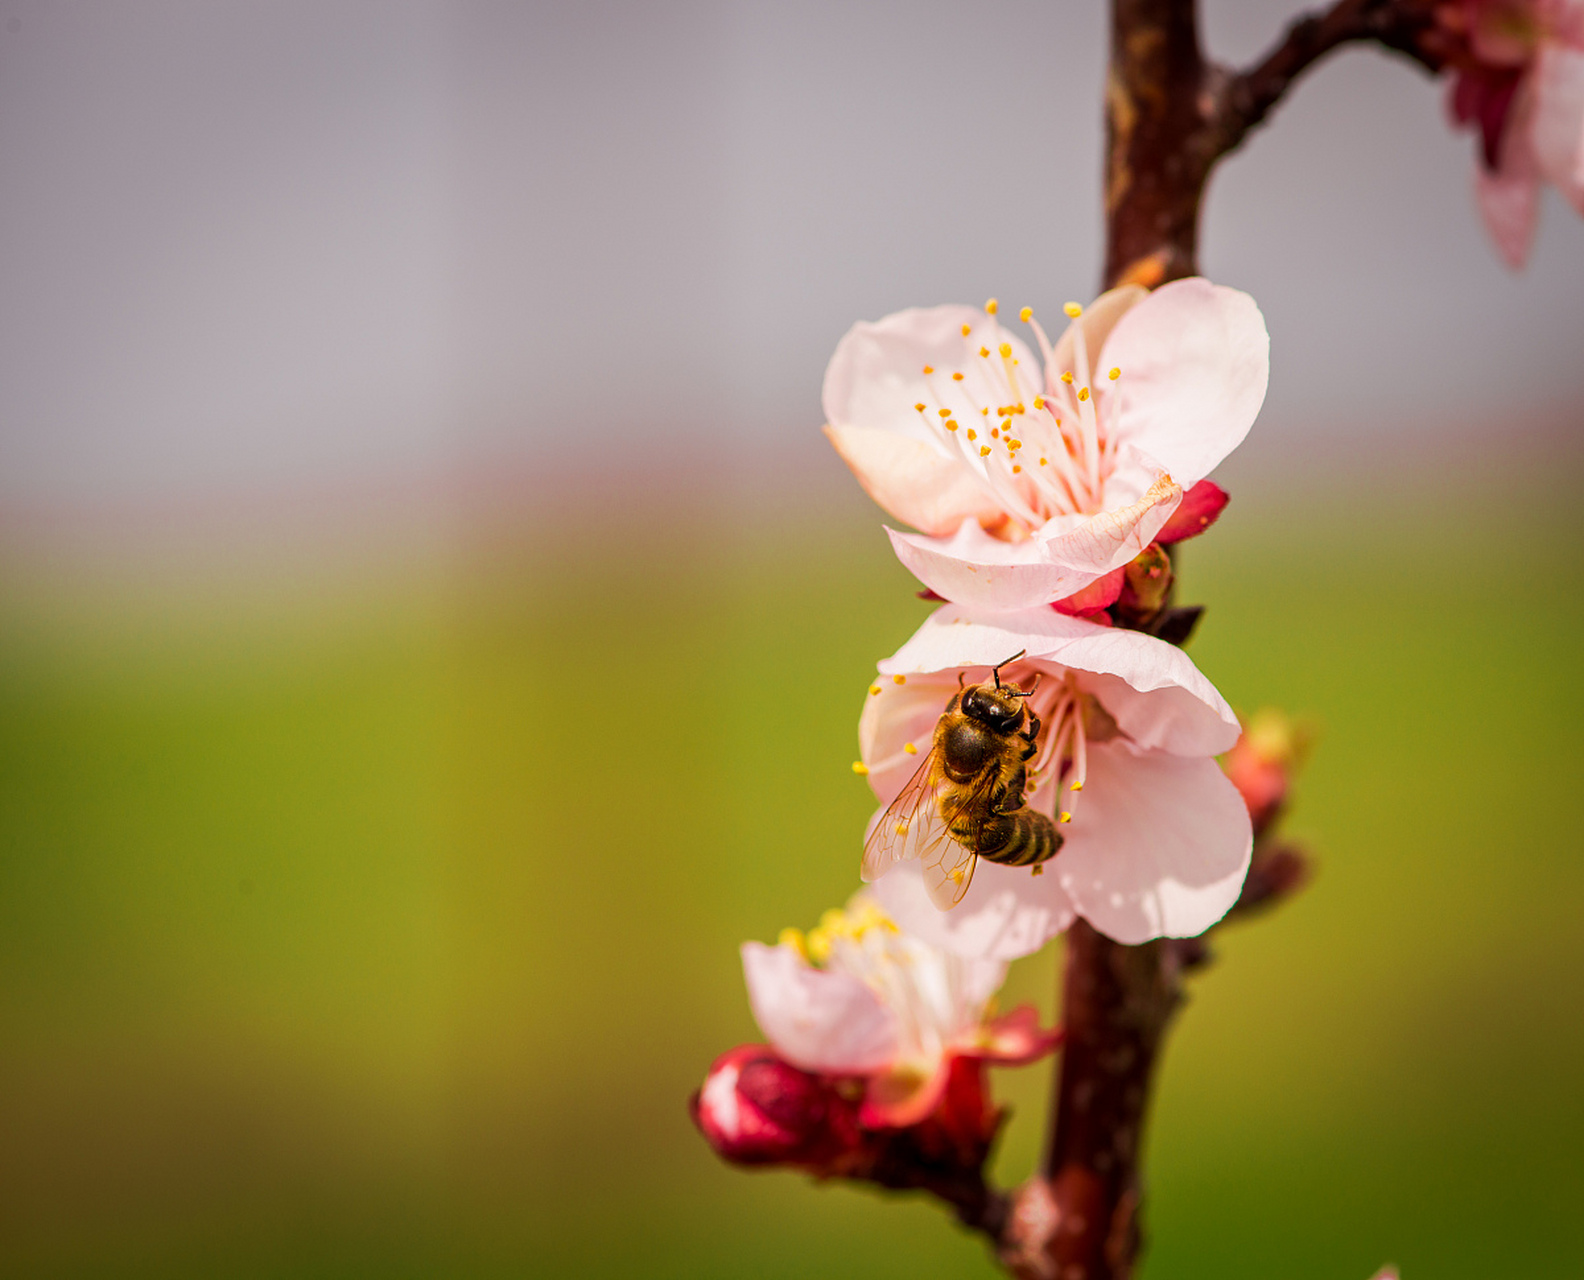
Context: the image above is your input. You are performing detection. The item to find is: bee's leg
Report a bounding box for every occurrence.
[1021,711,1041,760]
[995,767,1028,813]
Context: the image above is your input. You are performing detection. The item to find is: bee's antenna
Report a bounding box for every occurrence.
[957,671,966,689]
[991,649,1027,689]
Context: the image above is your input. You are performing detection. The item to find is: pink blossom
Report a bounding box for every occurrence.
[822,280,1267,611]
[859,607,1251,957]
[1443,0,1584,266]
[740,894,1059,1127]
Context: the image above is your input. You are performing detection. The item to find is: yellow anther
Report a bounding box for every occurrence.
[851,760,869,776]
[1060,371,1074,384]
[998,342,1012,358]
[923,364,934,374]
[991,427,1000,439]
[952,371,964,381]
[1009,439,1022,449]
[1033,395,1044,409]
[915,402,926,412]
[1063,302,1083,318]
[1077,387,1090,402]
[1039,457,1048,466]
[945,419,959,432]
[1071,780,1083,791]
[985,298,999,315]
[980,406,989,416]
[1014,403,1025,414]
[961,323,972,337]
[1031,864,1044,876]
[980,445,992,456]
[979,346,990,358]
[967,428,977,441]
[892,674,907,685]
[903,742,918,755]
[1019,306,1032,322]
[938,408,951,418]
[1012,464,1022,473]
[1108,367,1121,381]
[778,927,810,960]
[1059,811,1073,823]
[869,684,882,696]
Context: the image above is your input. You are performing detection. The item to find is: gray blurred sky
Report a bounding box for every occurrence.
[1,0,1580,516]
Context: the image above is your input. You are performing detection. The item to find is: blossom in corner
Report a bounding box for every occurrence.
[737,894,1059,1129]
[822,279,1267,611]
[859,607,1251,958]
[1439,0,1584,266]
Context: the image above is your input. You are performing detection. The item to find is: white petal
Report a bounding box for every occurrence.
[887,521,1115,612]
[740,942,900,1074]
[1053,744,1252,944]
[1531,47,1584,214]
[1048,286,1148,390]
[878,606,1240,756]
[1098,278,1269,486]
[824,424,1002,537]
[871,860,1078,961]
[859,671,954,815]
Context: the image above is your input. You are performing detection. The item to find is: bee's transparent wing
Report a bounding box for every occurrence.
[921,767,1004,909]
[862,749,980,912]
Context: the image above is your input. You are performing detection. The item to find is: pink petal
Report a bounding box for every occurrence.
[878,607,1240,757]
[1475,161,1541,267]
[1052,567,1125,616]
[1047,285,1148,393]
[741,942,900,1075]
[887,520,1107,614]
[1155,478,1228,544]
[884,452,1181,611]
[1531,47,1584,213]
[1051,744,1253,944]
[871,859,1078,961]
[823,305,1042,535]
[966,1005,1063,1065]
[824,424,1002,536]
[1098,278,1270,486]
[858,675,951,808]
[860,1057,952,1129]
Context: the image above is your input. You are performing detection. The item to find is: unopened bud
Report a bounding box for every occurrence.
[690,1045,859,1168]
[1222,707,1311,833]
[1119,542,1173,616]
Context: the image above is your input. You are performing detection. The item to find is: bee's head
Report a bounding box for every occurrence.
[960,681,1027,733]
[960,650,1033,733]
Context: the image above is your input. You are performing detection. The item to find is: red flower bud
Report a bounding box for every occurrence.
[690,1044,861,1169]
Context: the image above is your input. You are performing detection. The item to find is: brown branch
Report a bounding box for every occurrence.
[1213,0,1443,159]
[1103,0,1444,290]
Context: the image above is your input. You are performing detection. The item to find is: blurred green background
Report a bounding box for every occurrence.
[2,455,1582,1280]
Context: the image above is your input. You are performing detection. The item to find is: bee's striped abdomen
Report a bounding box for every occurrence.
[978,810,1062,868]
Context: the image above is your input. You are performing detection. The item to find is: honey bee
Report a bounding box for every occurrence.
[862,650,1063,910]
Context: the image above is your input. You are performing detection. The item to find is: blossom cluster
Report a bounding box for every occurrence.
[1432,0,1584,265]
[694,278,1285,1183]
